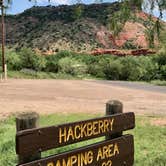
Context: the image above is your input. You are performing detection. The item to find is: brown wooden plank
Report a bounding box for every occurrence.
[16,112,135,155]
[18,134,134,166]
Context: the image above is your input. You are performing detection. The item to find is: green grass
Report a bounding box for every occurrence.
[151,80,166,86]
[6,70,97,80]
[0,114,166,166]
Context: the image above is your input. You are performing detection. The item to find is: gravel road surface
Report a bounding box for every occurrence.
[0,79,165,119]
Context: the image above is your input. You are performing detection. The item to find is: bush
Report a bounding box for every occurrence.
[153,48,166,80]
[119,56,142,81]
[58,57,87,75]
[137,56,159,81]
[45,51,74,72]
[160,65,166,79]
[103,59,123,80]
[6,51,22,70]
[154,47,166,66]
[86,55,117,78]
[33,55,47,71]
[56,50,73,58]
[87,58,105,77]
[19,48,46,71]
[45,54,59,72]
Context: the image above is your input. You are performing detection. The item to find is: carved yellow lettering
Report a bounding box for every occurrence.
[56,160,61,166]
[98,120,104,133]
[77,154,81,166]
[97,148,103,161]
[92,121,99,135]
[87,122,93,137]
[59,127,67,144]
[70,155,77,166]
[47,162,54,166]
[74,125,81,139]
[104,120,109,132]
[87,151,93,164]
[62,158,71,166]
[109,119,114,131]
[114,143,119,155]
[102,145,109,159]
[81,152,87,165]
[80,124,87,137]
[108,144,114,157]
[67,127,75,141]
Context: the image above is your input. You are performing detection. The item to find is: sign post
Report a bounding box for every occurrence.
[16,100,135,166]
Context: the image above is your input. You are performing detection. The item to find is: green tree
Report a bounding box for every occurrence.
[72,4,84,21]
[107,0,131,37]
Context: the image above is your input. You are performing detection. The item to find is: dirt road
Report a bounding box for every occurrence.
[0,79,165,119]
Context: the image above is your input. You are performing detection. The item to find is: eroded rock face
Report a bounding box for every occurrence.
[3,3,165,54]
[91,48,156,56]
[95,21,150,49]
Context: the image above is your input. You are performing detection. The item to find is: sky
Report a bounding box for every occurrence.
[6,0,166,21]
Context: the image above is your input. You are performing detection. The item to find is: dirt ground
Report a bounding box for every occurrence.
[0,79,166,119]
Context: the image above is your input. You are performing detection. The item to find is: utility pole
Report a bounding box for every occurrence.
[0,0,5,73]
[0,0,6,79]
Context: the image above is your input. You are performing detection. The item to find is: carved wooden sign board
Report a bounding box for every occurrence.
[16,112,135,166]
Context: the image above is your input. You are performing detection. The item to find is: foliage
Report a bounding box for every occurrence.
[122,40,138,49]
[6,51,22,70]
[71,5,84,21]
[119,57,141,81]
[2,48,166,82]
[103,59,123,80]
[144,18,164,48]
[138,56,159,81]
[18,47,46,71]
[58,57,87,76]
[107,1,131,37]
[153,46,166,79]
[45,55,59,73]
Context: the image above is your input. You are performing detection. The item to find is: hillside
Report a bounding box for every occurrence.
[3,2,166,54]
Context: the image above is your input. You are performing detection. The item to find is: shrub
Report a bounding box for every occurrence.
[6,50,22,70]
[56,50,73,58]
[160,65,166,79]
[154,47,166,66]
[86,57,104,77]
[119,56,141,81]
[86,55,117,78]
[58,57,87,75]
[45,51,74,73]
[137,56,159,81]
[103,59,123,80]
[153,47,166,79]
[19,48,46,71]
[33,55,47,71]
[74,54,100,65]
[45,54,59,72]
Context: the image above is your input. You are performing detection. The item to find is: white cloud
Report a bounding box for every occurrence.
[36,0,71,5]
[50,0,71,5]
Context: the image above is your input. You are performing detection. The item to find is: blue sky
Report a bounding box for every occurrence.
[6,0,166,21]
[7,0,115,14]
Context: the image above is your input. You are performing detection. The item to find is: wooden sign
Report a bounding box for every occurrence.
[18,134,134,166]
[16,112,135,155]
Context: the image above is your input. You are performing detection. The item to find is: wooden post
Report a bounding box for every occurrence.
[16,112,41,164]
[4,63,7,80]
[0,74,2,82]
[106,100,123,140]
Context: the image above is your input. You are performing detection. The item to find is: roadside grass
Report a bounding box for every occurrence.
[7,70,97,80]
[0,114,166,166]
[150,80,166,86]
[3,70,166,86]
